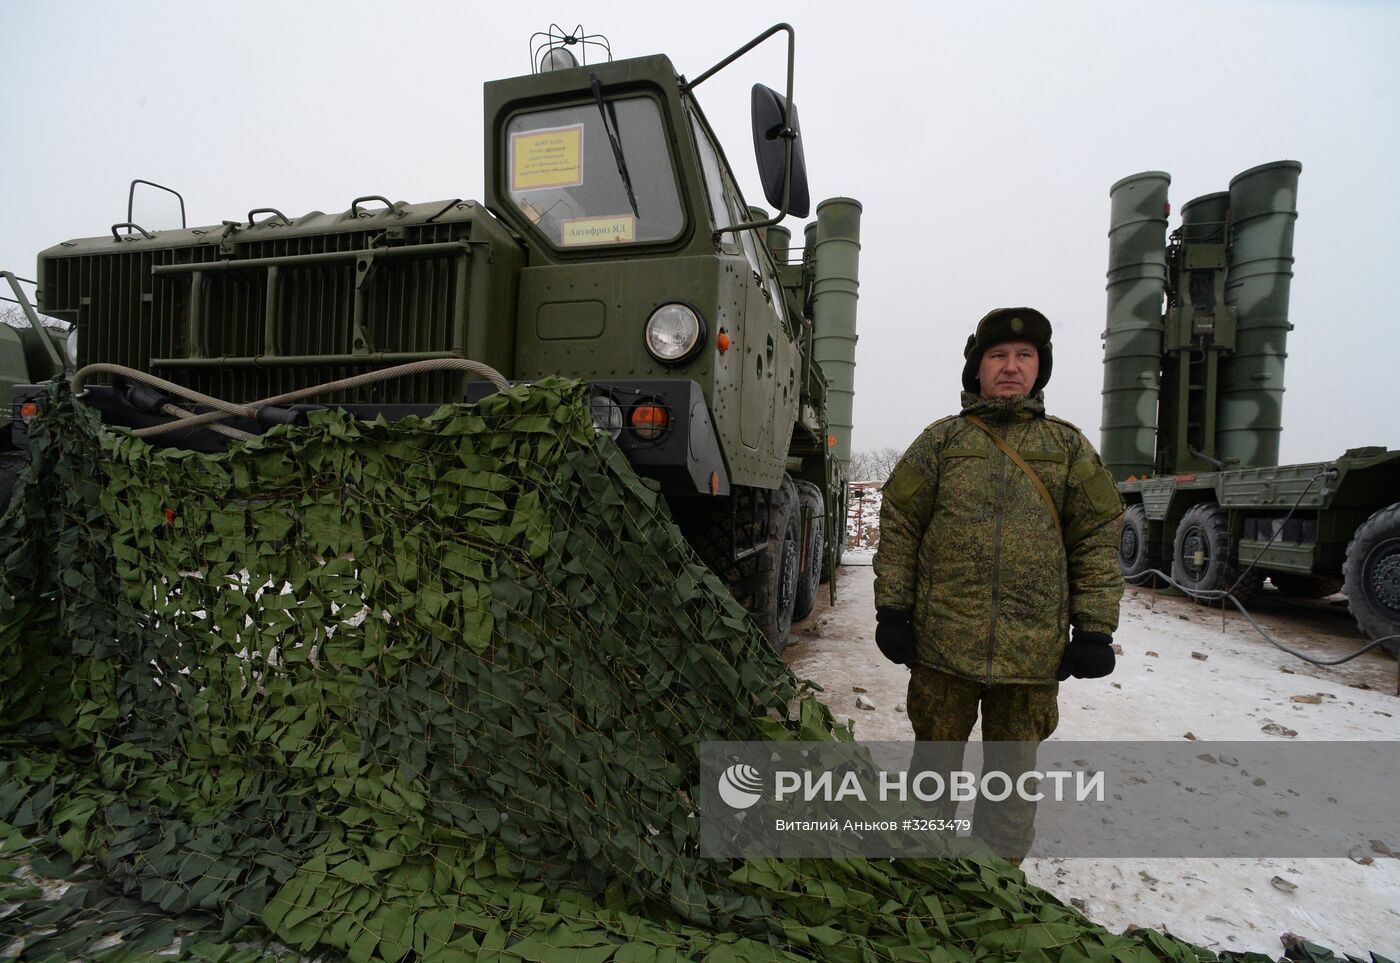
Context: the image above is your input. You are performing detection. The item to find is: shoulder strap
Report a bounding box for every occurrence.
[964,415,1062,529]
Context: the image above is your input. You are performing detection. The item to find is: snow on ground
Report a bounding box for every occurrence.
[787,564,1400,959]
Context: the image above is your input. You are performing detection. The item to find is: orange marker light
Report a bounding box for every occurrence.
[827,434,837,448]
[716,331,731,353]
[630,404,668,440]
[19,403,38,421]
[709,471,720,495]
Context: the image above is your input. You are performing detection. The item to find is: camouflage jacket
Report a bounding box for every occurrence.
[872,392,1124,684]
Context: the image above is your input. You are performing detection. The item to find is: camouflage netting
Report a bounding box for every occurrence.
[0,379,1339,962]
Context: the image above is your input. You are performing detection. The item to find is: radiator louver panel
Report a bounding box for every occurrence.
[40,215,479,406]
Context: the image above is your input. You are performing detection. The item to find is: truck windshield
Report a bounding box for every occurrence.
[505,96,684,248]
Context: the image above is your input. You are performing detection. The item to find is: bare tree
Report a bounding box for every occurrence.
[847,449,873,482]
[1,303,69,331]
[849,446,903,483]
[869,447,902,481]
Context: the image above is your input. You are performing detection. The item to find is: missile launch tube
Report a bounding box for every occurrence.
[1180,191,1229,242]
[810,198,862,464]
[802,220,818,316]
[1218,160,1301,468]
[765,224,792,264]
[1101,171,1171,480]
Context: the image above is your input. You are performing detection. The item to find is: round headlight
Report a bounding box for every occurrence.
[65,327,79,367]
[590,393,623,440]
[644,304,703,364]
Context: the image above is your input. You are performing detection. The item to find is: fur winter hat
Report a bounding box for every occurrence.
[961,307,1054,395]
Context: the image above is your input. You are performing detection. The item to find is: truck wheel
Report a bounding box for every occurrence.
[680,480,800,653]
[0,451,27,518]
[820,483,847,584]
[1270,573,1343,599]
[759,477,802,650]
[1171,502,1263,603]
[792,481,824,622]
[1343,502,1400,656]
[1118,504,1159,584]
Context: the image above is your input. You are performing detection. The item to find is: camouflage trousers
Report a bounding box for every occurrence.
[906,665,1060,860]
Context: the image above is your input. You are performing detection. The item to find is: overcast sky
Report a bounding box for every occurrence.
[3,0,1396,465]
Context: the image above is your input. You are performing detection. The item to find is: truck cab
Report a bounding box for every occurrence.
[481,51,805,496]
[4,26,862,652]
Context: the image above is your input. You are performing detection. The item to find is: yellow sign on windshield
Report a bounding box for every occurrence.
[561,215,637,246]
[511,124,584,192]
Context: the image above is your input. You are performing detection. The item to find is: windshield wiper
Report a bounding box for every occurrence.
[590,73,640,219]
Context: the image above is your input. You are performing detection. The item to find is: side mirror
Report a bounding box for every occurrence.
[751,84,810,218]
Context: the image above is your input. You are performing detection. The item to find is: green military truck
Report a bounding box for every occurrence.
[1101,162,1400,652]
[0,24,860,651]
[0,274,71,506]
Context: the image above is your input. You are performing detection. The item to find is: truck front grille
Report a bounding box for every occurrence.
[40,209,484,406]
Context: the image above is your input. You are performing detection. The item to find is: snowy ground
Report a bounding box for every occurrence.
[787,562,1400,959]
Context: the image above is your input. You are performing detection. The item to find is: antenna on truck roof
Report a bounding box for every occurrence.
[530,24,612,74]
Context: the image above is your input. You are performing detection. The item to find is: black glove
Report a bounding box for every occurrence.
[875,607,915,666]
[1056,629,1115,681]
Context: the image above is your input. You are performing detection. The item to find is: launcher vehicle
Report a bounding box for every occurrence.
[0,24,862,651]
[1101,163,1399,652]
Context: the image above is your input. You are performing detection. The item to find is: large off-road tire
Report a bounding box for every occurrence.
[1269,573,1343,599]
[1171,502,1263,604]
[0,450,27,519]
[758,478,802,649]
[1343,502,1400,656]
[820,483,847,584]
[679,479,801,652]
[1118,504,1159,585]
[791,481,824,622]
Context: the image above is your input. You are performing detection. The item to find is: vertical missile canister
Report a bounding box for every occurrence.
[746,207,771,258]
[1180,191,1230,243]
[748,206,794,267]
[1101,171,1171,480]
[765,223,792,264]
[1217,160,1301,468]
[810,198,862,464]
[747,207,769,243]
[802,220,818,309]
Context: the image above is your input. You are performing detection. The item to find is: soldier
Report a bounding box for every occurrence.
[872,307,1124,860]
